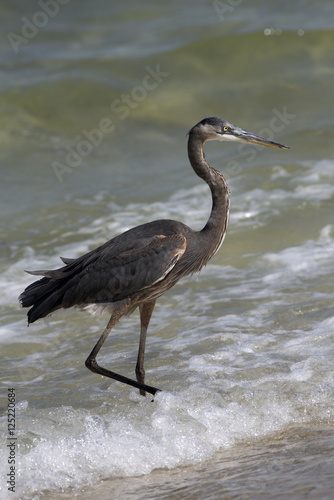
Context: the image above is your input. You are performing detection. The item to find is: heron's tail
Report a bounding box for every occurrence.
[19,275,66,324]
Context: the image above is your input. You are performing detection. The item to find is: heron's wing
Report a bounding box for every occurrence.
[25,256,75,276]
[60,256,76,265]
[62,234,187,307]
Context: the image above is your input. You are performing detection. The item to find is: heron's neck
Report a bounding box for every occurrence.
[188,135,230,260]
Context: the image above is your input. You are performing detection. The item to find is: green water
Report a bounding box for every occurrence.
[1,1,334,499]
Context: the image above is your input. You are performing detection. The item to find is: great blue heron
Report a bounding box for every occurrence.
[19,117,288,397]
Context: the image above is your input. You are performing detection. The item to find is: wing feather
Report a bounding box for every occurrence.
[62,234,186,307]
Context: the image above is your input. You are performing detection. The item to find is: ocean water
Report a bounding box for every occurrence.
[1,1,334,499]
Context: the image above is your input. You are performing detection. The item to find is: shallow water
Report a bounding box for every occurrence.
[47,425,334,500]
[1,1,334,499]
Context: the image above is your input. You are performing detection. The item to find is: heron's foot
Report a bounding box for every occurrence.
[85,357,160,396]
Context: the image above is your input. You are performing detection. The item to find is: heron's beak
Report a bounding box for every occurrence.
[229,127,289,149]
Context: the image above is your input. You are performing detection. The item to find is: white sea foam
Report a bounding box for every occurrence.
[1,332,332,500]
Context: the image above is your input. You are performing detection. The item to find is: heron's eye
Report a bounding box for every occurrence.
[223,126,229,133]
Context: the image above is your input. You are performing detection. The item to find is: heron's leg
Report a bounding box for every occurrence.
[135,300,156,396]
[85,307,160,397]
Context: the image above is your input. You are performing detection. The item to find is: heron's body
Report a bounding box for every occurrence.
[23,216,227,323]
[19,117,288,396]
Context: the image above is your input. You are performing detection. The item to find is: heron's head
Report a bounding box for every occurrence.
[190,117,289,149]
